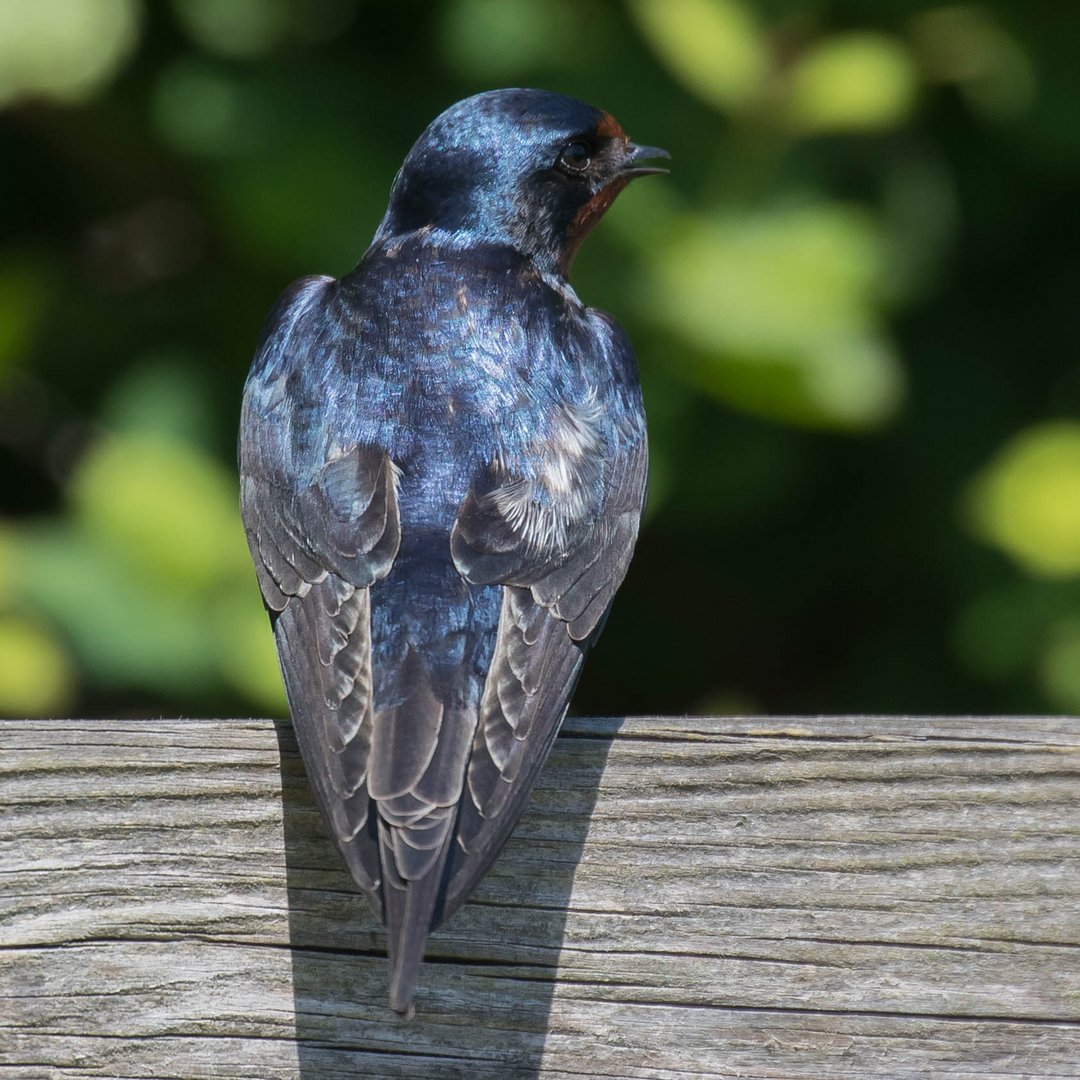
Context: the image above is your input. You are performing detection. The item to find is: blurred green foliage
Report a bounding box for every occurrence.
[1,0,1078,719]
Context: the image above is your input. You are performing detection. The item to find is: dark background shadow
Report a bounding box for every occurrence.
[9,5,1080,734]
[274,717,623,1079]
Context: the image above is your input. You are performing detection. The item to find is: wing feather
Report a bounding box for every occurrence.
[276,576,380,887]
[239,278,402,905]
[439,420,647,924]
[439,589,587,921]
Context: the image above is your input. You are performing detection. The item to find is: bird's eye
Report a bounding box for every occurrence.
[557,141,592,175]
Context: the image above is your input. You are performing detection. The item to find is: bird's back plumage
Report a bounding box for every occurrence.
[239,89,659,1014]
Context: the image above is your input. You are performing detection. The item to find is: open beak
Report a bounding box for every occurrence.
[620,142,671,179]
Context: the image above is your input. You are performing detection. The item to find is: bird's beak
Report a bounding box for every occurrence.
[619,142,671,179]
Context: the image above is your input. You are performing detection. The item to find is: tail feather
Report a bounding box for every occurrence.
[370,646,478,1014]
[383,825,456,1017]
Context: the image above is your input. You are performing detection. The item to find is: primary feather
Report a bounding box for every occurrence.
[239,89,659,1014]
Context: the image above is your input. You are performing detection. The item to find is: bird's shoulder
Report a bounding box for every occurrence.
[245,236,634,387]
[240,239,645,500]
[244,274,335,382]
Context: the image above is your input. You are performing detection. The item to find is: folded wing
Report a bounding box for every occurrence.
[239,277,402,906]
[441,411,647,921]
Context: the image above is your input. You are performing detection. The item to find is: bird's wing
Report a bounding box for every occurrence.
[239,276,401,902]
[440,370,648,922]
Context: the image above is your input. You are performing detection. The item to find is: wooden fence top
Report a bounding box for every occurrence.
[2,715,1078,1078]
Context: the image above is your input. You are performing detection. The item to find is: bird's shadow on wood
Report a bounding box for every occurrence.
[274,717,622,1079]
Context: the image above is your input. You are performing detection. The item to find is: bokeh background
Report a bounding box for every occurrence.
[1,0,1078,721]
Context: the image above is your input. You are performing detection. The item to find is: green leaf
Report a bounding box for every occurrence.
[440,0,575,80]
[212,590,287,715]
[628,0,767,111]
[783,33,917,134]
[71,430,249,590]
[0,0,140,107]
[0,614,75,717]
[171,0,290,59]
[11,525,219,694]
[1039,619,1080,712]
[642,203,904,428]
[966,422,1080,578]
[0,258,51,381]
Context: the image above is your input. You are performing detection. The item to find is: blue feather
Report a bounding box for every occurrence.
[239,88,661,1015]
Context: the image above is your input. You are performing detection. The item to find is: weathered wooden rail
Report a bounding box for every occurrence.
[1,716,1078,1078]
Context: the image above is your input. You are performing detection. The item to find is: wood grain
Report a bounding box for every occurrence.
[1,716,1078,1079]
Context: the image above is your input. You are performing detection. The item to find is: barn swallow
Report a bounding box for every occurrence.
[239,89,664,1016]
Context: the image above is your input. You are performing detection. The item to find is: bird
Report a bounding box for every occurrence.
[238,88,665,1017]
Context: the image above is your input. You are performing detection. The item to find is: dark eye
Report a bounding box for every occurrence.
[557,140,592,174]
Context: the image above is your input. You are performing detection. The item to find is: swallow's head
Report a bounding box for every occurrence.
[375,89,668,277]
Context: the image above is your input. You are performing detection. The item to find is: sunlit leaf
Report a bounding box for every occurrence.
[628,0,767,111]
[966,422,1080,578]
[12,524,219,694]
[642,204,905,428]
[783,33,917,134]
[0,613,75,717]
[650,205,883,349]
[0,0,140,107]
[71,430,249,590]
[103,352,217,448]
[213,589,287,714]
